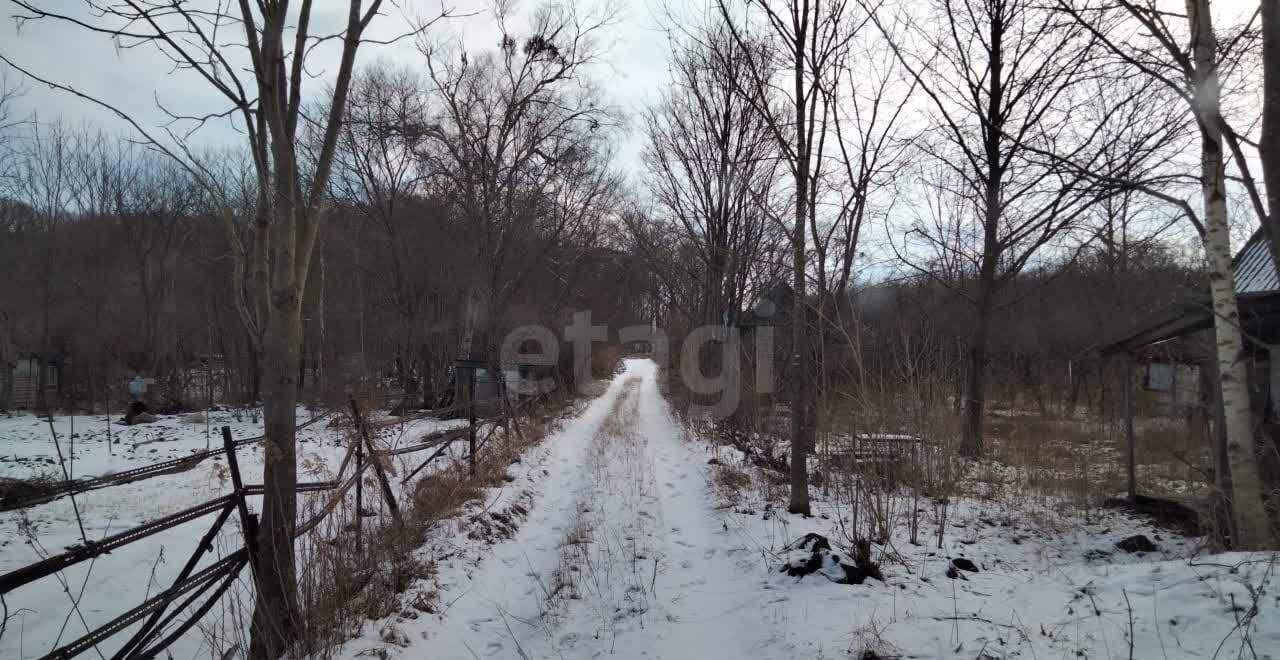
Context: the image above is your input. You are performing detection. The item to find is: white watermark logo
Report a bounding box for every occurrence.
[496,307,777,419]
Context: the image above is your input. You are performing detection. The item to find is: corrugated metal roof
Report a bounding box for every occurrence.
[1233,230,1280,295]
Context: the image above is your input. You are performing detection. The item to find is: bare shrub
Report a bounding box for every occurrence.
[710,461,753,507]
[282,396,564,658]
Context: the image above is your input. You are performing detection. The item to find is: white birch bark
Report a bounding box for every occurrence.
[1189,0,1276,549]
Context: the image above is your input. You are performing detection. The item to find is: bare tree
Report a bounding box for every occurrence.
[875,0,1110,457]
[641,21,781,328]
[715,0,857,516]
[331,64,438,400]
[1264,1,1280,261]
[824,32,916,304]
[112,153,195,389]
[8,119,83,412]
[416,1,620,362]
[0,68,22,188]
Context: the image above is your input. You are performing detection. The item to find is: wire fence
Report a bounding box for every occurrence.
[0,400,474,512]
[0,393,529,660]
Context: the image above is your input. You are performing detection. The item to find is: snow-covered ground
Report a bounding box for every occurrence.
[0,406,463,659]
[4,361,1277,659]
[342,359,1279,660]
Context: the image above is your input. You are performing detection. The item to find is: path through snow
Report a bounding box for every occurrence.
[371,358,778,659]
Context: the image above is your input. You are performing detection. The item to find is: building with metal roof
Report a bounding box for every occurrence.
[1102,230,1280,534]
[1233,229,1280,295]
[1104,230,1280,356]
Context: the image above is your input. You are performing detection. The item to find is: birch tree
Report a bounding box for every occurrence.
[1055,0,1276,547]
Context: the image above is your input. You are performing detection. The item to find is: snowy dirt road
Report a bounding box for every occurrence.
[354,358,785,659]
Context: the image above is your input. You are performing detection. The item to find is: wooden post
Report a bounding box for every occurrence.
[106,390,112,453]
[348,397,402,526]
[502,368,525,442]
[1124,357,1137,499]
[354,425,364,552]
[222,426,258,566]
[468,368,477,476]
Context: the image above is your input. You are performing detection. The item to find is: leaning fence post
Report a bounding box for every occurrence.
[349,397,402,527]
[222,426,258,567]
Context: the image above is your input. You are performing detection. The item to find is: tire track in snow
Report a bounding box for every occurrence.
[630,359,766,659]
[365,359,775,659]
[517,358,767,658]
[395,363,639,659]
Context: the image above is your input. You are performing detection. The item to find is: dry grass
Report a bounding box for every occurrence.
[282,395,571,659]
[982,410,1212,512]
[709,461,753,507]
[0,474,61,509]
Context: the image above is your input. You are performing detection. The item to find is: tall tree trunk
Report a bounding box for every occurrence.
[959,10,1006,458]
[1189,0,1276,549]
[961,252,998,456]
[961,302,991,456]
[789,36,813,517]
[249,288,303,659]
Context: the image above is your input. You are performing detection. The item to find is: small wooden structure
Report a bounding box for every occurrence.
[823,433,923,468]
[453,358,549,410]
[1102,229,1280,499]
[1,351,62,410]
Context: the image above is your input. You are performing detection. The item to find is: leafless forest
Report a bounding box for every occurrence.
[1,0,1279,658]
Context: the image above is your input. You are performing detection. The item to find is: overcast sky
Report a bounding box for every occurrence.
[0,0,1265,271]
[2,0,1264,178]
[0,0,681,177]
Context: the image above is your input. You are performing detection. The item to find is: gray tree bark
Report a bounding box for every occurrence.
[787,6,814,517]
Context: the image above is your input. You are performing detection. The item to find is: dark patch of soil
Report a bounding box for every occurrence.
[1103,494,1199,536]
[1116,534,1158,553]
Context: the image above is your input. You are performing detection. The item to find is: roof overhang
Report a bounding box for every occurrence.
[1101,292,1280,356]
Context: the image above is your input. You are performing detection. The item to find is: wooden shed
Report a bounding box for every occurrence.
[2,352,63,410]
[1103,229,1280,506]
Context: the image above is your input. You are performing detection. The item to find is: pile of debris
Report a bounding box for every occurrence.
[125,401,156,425]
[778,533,884,585]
